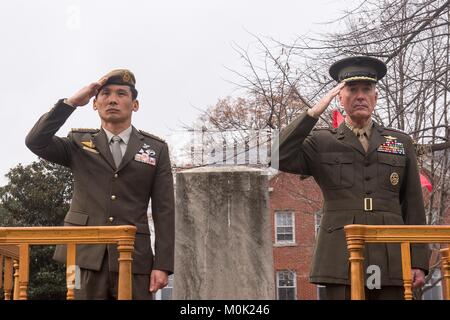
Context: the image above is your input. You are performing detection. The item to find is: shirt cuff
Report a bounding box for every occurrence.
[307,108,319,119]
[63,98,77,108]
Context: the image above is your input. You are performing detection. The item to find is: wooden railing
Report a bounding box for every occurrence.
[344,225,450,300]
[0,245,20,300]
[0,226,136,300]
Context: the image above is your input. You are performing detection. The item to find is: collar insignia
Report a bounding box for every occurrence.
[82,140,95,149]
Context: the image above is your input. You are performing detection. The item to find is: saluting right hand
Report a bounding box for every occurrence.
[309,82,345,117]
[66,76,108,107]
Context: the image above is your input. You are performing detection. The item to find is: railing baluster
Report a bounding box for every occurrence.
[400,242,413,300]
[0,254,3,294]
[66,243,76,300]
[117,239,134,300]
[4,257,13,300]
[347,238,366,300]
[18,244,29,300]
[13,259,19,300]
[441,248,450,300]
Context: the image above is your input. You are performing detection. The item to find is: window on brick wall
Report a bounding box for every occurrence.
[316,285,327,300]
[275,211,295,244]
[276,270,297,300]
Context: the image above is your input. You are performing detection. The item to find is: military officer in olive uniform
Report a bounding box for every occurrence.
[273,56,430,299]
[25,69,174,299]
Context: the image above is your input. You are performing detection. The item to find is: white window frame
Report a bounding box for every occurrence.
[316,284,326,300]
[276,270,297,300]
[275,211,295,244]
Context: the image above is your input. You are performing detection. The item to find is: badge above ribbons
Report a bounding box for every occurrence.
[141,143,156,156]
[134,144,157,166]
[378,136,405,155]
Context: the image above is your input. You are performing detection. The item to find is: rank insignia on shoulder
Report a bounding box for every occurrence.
[71,128,99,133]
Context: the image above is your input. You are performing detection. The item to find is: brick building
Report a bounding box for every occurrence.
[269,171,323,300]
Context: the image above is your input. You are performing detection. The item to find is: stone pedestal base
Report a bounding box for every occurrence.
[174,166,275,299]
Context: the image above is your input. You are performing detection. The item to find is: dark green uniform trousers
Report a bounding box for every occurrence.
[324,284,404,300]
[74,251,154,300]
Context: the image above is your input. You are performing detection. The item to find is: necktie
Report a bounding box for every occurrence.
[355,129,369,153]
[111,136,123,168]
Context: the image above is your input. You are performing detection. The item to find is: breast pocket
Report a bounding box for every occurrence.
[377,153,406,192]
[319,152,354,189]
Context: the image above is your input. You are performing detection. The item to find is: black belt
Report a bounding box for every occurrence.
[323,198,402,213]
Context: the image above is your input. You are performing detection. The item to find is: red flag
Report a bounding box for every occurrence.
[420,174,432,192]
[332,109,344,128]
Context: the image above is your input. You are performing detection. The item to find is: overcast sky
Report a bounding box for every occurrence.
[0,0,350,185]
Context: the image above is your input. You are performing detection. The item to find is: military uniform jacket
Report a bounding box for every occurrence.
[275,111,429,285]
[25,100,175,275]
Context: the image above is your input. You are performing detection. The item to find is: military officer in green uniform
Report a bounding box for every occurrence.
[273,56,430,299]
[25,69,174,299]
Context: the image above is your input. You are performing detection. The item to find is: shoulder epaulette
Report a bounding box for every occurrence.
[139,130,166,143]
[314,124,332,131]
[71,128,100,133]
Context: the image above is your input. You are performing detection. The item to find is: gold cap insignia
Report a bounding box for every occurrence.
[390,172,399,186]
[123,71,131,83]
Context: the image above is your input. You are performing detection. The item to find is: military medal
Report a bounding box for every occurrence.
[390,172,399,186]
[141,143,156,156]
[134,150,156,166]
[377,136,405,155]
